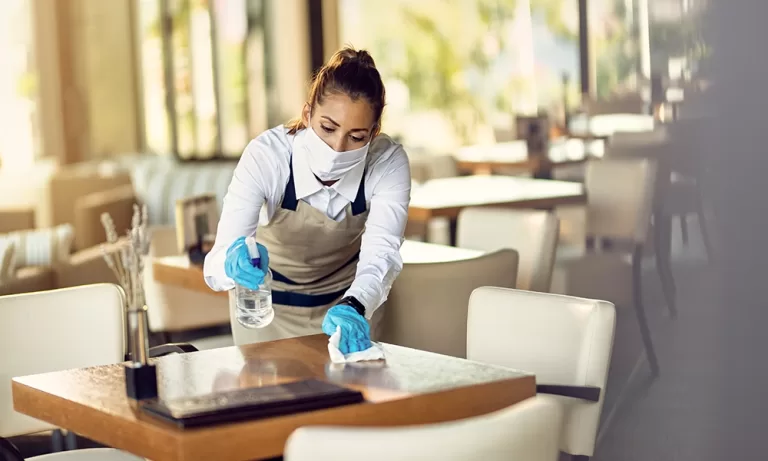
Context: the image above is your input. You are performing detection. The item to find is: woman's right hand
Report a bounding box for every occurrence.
[224,236,269,290]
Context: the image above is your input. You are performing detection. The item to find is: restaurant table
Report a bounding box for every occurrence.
[12,335,534,461]
[152,240,484,296]
[409,175,586,244]
[454,139,605,178]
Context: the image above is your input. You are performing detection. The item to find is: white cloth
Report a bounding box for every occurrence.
[327,326,385,364]
[204,125,411,313]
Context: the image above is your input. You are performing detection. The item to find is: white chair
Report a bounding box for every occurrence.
[284,396,562,461]
[425,154,459,179]
[144,226,232,349]
[380,249,518,358]
[551,158,661,378]
[467,287,616,460]
[457,208,559,292]
[0,284,143,460]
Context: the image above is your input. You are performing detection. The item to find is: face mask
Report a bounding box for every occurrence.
[303,122,370,181]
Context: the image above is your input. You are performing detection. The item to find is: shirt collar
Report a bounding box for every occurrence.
[292,130,366,202]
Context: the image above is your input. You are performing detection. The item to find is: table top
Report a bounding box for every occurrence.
[409,175,585,219]
[400,240,484,263]
[455,139,605,167]
[569,113,656,137]
[12,335,534,461]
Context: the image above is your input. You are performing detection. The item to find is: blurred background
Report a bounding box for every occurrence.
[6,1,768,460]
[0,0,705,166]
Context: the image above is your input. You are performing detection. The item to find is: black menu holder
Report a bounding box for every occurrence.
[139,379,365,428]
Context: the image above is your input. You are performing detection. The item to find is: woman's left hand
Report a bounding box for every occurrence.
[322,304,371,354]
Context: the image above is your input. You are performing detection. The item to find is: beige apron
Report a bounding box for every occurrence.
[229,156,381,345]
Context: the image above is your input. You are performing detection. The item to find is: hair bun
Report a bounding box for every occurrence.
[335,46,376,69]
[354,50,376,68]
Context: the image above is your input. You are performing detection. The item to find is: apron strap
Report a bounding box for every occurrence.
[280,158,299,211]
[351,171,367,216]
[271,251,360,286]
[281,156,368,214]
[272,286,350,308]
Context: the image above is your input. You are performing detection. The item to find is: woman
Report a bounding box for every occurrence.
[203,47,411,354]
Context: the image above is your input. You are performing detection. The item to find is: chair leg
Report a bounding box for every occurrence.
[633,247,660,377]
[678,214,689,246]
[653,212,678,318]
[694,186,715,263]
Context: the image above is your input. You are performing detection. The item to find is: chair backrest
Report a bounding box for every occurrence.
[467,287,616,457]
[380,249,518,358]
[0,284,125,437]
[426,154,459,179]
[457,208,559,292]
[284,396,562,461]
[585,158,657,243]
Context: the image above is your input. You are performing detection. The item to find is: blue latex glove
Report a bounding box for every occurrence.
[224,236,269,290]
[322,304,371,354]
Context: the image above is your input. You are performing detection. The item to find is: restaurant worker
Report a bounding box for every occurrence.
[203,47,411,354]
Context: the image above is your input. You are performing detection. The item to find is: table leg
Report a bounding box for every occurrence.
[449,218,458,247]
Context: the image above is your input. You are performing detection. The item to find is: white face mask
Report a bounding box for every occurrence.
[303,122,370,181]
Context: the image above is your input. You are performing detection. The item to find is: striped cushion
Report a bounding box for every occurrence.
[0,240,16,282]
[0,224,74,268]
[111,154,236,226]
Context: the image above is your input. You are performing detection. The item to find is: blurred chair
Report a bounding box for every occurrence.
[284,396,562,461]
[0,285,140,460]
[406,154,460,244]
[380,249,518,358]
[551,158,661,377]
[456,208,559,292]
[144,226,232,349]
[425,154,459,179]
[467,287,615,460]
[662,120,715,262]
[0,284,197,460]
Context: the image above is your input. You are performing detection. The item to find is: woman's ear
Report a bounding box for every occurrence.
[301,104,311,126]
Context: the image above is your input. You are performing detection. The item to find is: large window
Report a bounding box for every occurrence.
[137,0,271,159]
[0,0,40,170]
[339,0,580,152]
[590,0,646,99]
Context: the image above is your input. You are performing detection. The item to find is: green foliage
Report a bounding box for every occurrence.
[366,0,521,142]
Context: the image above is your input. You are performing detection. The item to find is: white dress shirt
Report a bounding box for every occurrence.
[203,125,411,314]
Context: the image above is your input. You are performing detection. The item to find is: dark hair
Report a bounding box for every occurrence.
[286,46,386,136]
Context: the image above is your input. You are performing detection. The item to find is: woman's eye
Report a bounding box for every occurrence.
[321,125,334,133]
[350,136,364,143]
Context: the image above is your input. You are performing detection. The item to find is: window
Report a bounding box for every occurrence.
[338,0,580,152]
[137,0,271,159]
[590,0,647,99]
[0,0,40,170]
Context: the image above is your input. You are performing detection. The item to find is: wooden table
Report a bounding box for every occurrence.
[454,139,604,177]
[12,335,534,461]
[153,240,485,296]
[409,175,585,244]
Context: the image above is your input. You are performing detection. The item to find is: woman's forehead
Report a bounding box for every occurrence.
[314,93,376,129]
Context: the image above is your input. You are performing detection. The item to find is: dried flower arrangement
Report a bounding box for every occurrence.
[100,204,151,311]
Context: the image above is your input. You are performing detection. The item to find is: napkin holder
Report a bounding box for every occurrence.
[125,305,158,400]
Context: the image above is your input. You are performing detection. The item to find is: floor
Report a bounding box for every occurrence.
[8,216,732,461]
[594,216,724,461]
